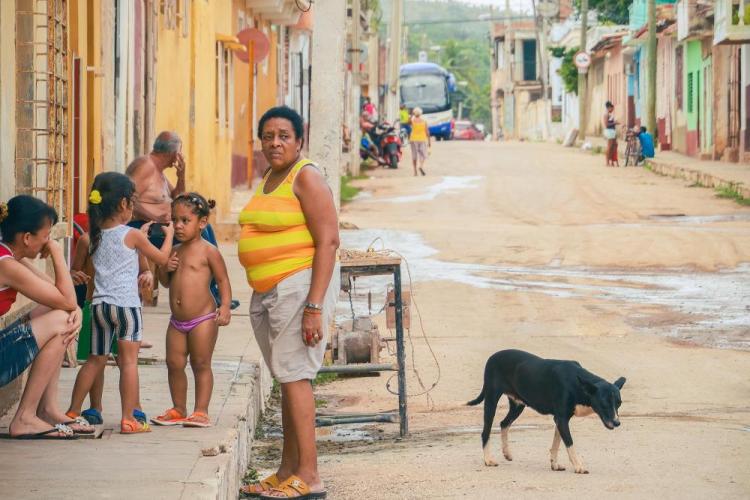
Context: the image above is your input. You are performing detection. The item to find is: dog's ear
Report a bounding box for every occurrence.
[578,376,598,395]
[613,377,626,389]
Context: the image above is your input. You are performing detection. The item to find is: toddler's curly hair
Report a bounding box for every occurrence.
[173,192,216,218]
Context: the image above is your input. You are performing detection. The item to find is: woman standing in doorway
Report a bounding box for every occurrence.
[238,106,339,499]
[603,101,620,167]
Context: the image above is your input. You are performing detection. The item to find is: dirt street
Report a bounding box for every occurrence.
[250,141,750,499]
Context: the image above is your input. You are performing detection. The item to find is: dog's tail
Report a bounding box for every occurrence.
[466,387,485,406]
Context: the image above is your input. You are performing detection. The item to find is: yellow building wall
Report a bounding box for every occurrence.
[231,15,279,183]
[67,0,103,214]
[256,21,279,117]
[154,0,234,221]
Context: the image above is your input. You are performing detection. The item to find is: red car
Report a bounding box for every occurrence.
[452,120,485,141]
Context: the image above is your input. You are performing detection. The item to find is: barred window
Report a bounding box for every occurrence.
[15,0,69,218]
[687,72,694,113]
[215,42,234,133]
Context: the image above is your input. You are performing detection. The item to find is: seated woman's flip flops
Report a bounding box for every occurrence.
[240,473,281,497]
[259,475,327,499]
[62,416,95,434]
[12,424,78,440]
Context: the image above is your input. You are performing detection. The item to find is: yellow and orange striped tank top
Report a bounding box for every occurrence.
[238,158,316,292]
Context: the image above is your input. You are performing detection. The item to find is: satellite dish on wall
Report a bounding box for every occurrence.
[235,28,270,63]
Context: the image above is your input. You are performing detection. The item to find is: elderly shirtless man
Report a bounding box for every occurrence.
[127,131,186,230]
[126,131,235,310]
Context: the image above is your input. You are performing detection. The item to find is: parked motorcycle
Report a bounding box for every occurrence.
[379,123,403,169]
[359,120,403,169]
[360,132,388,166]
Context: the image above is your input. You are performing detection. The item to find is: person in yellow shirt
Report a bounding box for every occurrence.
[399,103,411,140]
[409,107,431,176]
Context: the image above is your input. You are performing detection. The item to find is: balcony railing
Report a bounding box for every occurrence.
[715,0,750,44]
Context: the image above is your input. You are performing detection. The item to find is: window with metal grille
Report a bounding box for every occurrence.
[687,72,694,113]
[15,0,69,219]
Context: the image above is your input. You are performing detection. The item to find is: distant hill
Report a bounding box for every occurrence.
[380,0,493,54]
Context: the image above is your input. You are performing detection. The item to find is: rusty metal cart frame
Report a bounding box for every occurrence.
[316,256,408,437]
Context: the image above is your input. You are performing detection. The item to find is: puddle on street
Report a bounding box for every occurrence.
[367,176,483,204]
[316,426,374,443]
[339,229,750,350]
[649,213,750,224]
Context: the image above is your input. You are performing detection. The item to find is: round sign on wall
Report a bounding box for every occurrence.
[235,28,270,64]
[574,50,591,70]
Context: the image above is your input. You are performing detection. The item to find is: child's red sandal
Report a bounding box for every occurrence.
[121,418,151,434]
[182,412,211,428]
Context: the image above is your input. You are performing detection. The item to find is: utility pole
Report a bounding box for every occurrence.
[309,0,346,210]
[350,0,362,176]
[387,0,403,123]
[532,0,551,140]
[490,3,498,140]
[646,0,657,137]
[577,0,588,140]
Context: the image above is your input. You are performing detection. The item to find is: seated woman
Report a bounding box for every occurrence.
[0,195,87,439]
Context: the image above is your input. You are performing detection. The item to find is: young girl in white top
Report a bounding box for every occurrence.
[71,172,173,434]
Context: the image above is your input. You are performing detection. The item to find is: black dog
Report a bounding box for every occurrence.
[467,349,625,473]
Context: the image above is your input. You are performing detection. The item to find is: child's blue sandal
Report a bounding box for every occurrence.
[133,409,148,423]
[81,408,103,425]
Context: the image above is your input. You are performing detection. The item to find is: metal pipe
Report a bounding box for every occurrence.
[315,413,398,427]
[394,264,408,437]
[318,363,397,374]
[578,0,588,140]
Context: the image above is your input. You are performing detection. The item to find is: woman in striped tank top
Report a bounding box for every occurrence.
[238,106,339,499]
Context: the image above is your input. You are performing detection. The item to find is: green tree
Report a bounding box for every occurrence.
[550,47,579,95]
[574,0,633,24]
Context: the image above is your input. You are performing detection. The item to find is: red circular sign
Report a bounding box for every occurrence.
[235,28,270,64]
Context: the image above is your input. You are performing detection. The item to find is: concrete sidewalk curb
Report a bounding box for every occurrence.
[182,360,272,499]
[645,158,750,199]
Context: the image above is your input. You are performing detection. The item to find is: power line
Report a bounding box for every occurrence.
[404,15,536,26]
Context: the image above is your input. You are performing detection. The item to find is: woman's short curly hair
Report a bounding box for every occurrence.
[257,106,305,142]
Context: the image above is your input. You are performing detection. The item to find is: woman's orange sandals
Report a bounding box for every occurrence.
[240,473,281,497]
[259,475,327,499]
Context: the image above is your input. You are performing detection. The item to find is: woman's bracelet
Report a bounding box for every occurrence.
[304,301,323,311]
[303,307,322,315]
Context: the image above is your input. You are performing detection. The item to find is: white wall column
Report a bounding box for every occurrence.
[0,1,16,199]
[309,0,346,210]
